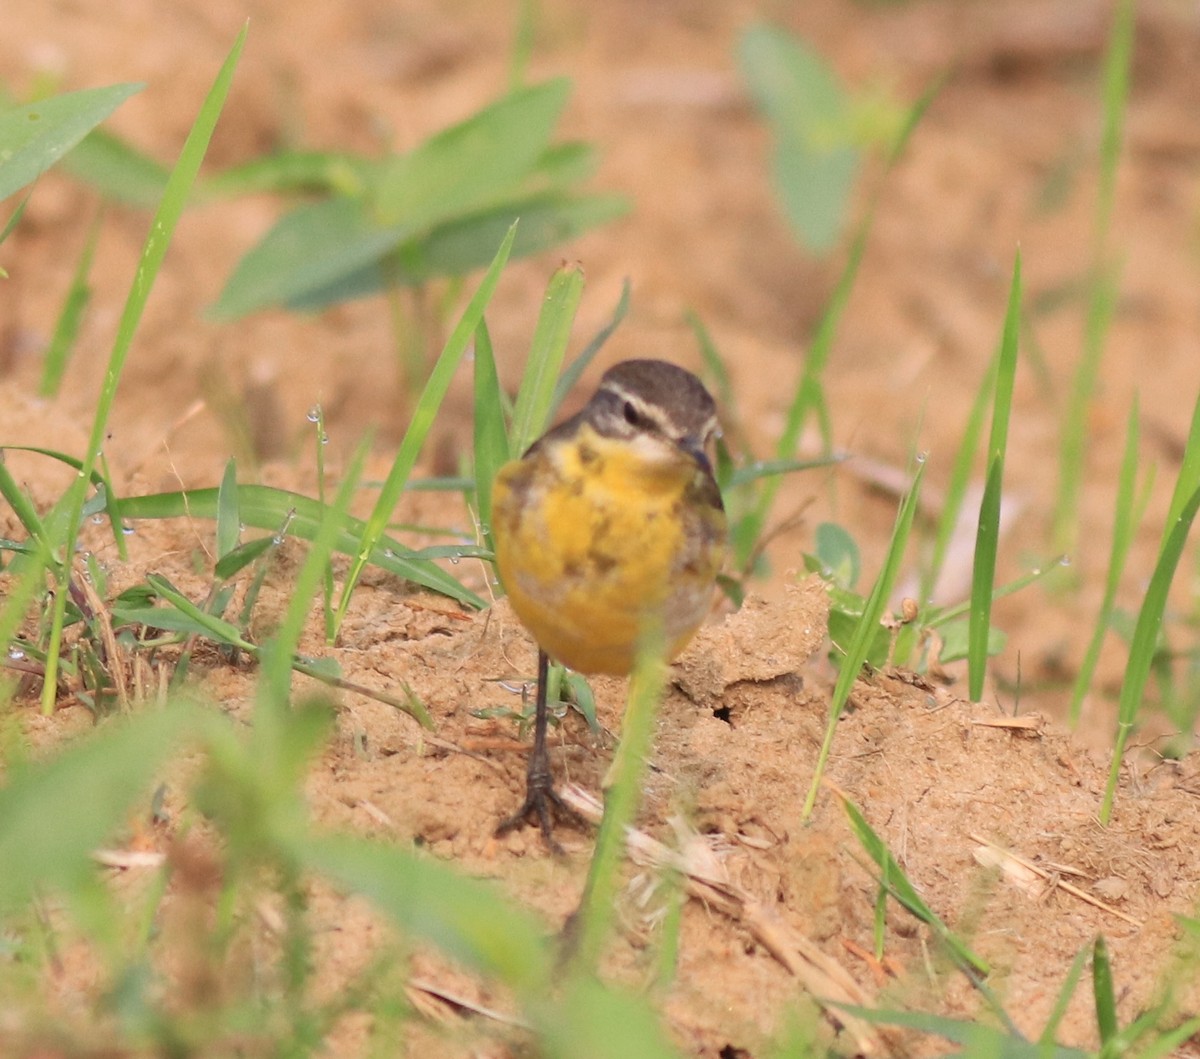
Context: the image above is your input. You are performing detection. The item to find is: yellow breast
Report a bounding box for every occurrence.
[491,424,726,675]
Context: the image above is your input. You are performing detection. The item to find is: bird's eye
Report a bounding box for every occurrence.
[623,401,640,426]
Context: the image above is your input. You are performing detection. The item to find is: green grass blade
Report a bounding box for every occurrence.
[1160,383,1200,542]
[42,24,248,715]
[333,222,517,631]
[215,457,241,560]
[832,1004,1088,1058]
[118,483,484,608]
[1131,1018,1200,1059]
[1069,398,1146,724]
[569,631,669,972]
[1053,0,1133,553]
[1038,945,1089,1048]
[921,348,996,604]
[262,435,368,709]
[509,262,585,456]
[1093,936,1118,1048]
[1101,479,1200,823]
[735,77,938,572]
[0,83,142,201]
[802,458,925,818]
[836,790,990,978]
[968,251,1021,702]
[547,277,630,421]
[472,318,509,552]
[0,194,30,248]
[39,209,102,397]
[143,574,255,650]
[0,458,53,561]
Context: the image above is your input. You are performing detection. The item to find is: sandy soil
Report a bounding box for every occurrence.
[4,0,1200,1055]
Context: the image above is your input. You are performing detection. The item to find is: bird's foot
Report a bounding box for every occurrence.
[496,773,591,855]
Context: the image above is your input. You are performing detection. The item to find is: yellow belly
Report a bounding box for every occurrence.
[492,428,726,675]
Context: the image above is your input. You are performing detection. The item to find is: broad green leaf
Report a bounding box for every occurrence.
[738,24,858,251]
[0,83,142,202]
[61,127,169,206]
[208,196,408,319]
[372,79,570,227]
[285,192,627,312]
[200,149,369,199]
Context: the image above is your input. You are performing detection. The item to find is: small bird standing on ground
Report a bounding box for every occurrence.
[490,359,727,848]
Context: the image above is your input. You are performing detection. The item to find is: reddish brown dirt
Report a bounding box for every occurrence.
[4,1,1200,1055]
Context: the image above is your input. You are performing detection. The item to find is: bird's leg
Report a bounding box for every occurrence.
[496,649,590,852]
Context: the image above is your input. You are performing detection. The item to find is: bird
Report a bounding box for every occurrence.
[490,358,727,849]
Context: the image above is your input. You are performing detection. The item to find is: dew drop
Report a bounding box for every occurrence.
[122,523,135,536]
[915,451,928,465]
[8,647,25,661]
[91,514,104,525]
[306,406,321,423]
[1059,555,1072,567]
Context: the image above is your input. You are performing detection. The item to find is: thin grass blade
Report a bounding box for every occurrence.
[968,251,1021,702]
[117,483,484,608]
[42,25,248,715]
[261,435,369,710]
[1093,936,1118,1048]
[1069,398,1146,724]
[333,222,516,631]
[39,210,102,398]
[472,318,509,552]
[1053,0,1133,553]
[547,277,630,422]
[836,791,990,977]
[509,262,585,456]
[1101,479,1200,823]
[802,458,925,818]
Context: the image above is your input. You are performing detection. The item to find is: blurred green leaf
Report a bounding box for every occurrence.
[285,192,627,312]
[202,149,370,199]
[61,127,169,206]
[209,197,407,319]
[0,83,142,202]
[738,24,859,251]
[534,976,684,1059]
[372,79,570,226]
[0,705,199,913]
[298,833,552,994]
